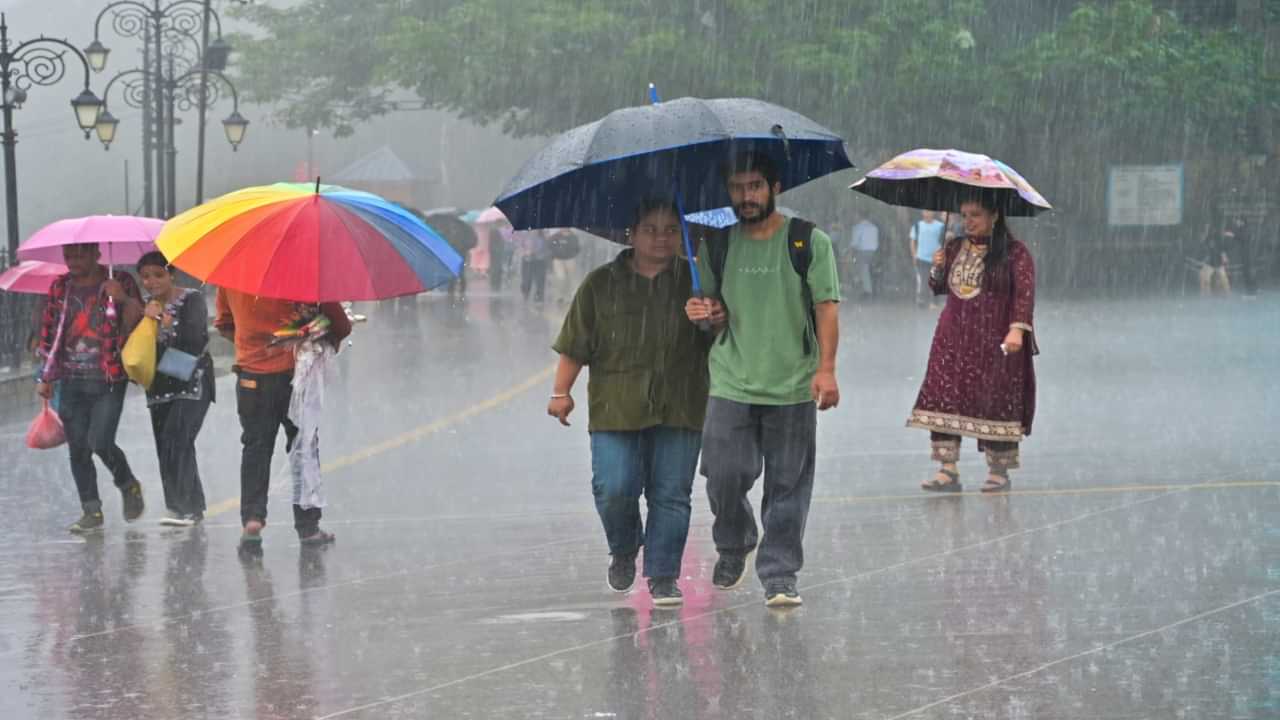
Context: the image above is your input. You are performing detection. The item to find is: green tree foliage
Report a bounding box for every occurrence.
[231,0,1274,159]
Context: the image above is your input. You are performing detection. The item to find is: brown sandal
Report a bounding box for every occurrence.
[922,468,962,492]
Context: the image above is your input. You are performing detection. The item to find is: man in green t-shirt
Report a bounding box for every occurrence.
[685,152,841,608]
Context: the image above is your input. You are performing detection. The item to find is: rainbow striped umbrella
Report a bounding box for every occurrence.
[156,182,463,302]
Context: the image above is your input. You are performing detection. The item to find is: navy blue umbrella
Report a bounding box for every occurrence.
[494,92,853,295]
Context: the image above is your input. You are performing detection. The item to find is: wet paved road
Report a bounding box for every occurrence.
[1,287,1277,719]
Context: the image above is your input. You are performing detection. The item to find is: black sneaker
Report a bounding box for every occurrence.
[764,580,803,608]
[607,552,638,593]
[120,481,145,522]
[712,548,753,590]
[68,511,104,534]
[648,578,683,608]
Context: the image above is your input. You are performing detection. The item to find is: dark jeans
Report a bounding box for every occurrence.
[149,395,211,516]
[521,258,547,301]
[590,426,702,579]
[236,370,322,537]
[702,398,816,584]
[61,379,136,510]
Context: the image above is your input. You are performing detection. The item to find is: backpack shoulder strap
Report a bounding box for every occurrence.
[786,218,815,277]
[786,218,817,356]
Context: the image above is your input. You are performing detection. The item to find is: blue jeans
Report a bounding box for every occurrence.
[590,426,702,579]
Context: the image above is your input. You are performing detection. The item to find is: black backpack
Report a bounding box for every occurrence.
[702,218,817,355]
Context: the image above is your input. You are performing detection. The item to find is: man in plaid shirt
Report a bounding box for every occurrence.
[35,243,145,534]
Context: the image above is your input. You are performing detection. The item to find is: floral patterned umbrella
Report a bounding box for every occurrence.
[850,148,1051,216]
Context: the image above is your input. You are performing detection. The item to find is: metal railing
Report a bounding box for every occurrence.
[0,251,36,373]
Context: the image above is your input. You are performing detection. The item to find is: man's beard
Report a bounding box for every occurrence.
[733,193,776,226]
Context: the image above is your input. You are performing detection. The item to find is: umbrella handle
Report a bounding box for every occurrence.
[673,188,712,332]
[104,260,117,320]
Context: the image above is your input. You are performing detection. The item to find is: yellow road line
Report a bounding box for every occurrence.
[205,496,240,517]
[323,364,555,473]
[206,363,556,518]
[813,479,1280,506]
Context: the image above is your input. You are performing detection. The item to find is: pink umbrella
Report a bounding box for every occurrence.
[0,260,67,295]
[17,215,164,266]
[475,206,507,224]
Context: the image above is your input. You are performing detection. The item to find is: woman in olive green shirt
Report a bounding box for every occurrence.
[547,198,711,608]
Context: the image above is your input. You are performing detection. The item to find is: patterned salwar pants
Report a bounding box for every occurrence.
[930,431,1019,471]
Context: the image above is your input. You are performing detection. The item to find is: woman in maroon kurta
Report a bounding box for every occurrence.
[909,196,1037,493]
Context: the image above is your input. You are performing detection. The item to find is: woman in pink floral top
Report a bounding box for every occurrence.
[908,195,1038,493]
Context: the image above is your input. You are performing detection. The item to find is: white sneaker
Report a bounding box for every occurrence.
[160,513,198,527]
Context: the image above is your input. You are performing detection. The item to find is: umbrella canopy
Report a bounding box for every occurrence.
[0,260,67,295]
[850,148,1051,216]
[156,182,463,303]
[18,215,163,265]
[495,96,853,231]
[423,212,478,256]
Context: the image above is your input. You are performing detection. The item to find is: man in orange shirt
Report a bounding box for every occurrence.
[215,290,352,550]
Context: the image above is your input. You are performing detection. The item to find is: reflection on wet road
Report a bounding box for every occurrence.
[2,293,1277,719]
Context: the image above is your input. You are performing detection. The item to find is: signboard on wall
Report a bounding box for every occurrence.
[1107,164,1183,226]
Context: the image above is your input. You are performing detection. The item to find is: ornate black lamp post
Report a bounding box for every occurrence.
[96,57,247,216]
[0,13,103,261]
[86,0,246,218]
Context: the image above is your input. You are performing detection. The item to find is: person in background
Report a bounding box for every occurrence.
[850,212,881,299]
[35,243,145,534]
[1199,219,1232,297]
[547,228,582,304]
[488,221,510,292]
[909,210,946,309]
[1224,215,1256,298]
[517,229,550,302]
[136,252,214,527]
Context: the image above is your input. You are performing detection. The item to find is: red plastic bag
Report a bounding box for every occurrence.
[26,400,66,450]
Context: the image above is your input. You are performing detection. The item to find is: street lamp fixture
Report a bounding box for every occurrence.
[4,85,26,107]
[84,39,110,72]
[94,109,119,149]
[204,36,230,71]
[222,110,248,150]
[70,89,104,138]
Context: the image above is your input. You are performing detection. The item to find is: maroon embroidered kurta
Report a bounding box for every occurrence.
[907,237,1037,442]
